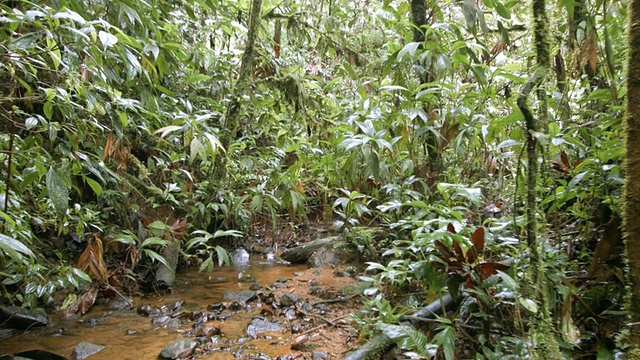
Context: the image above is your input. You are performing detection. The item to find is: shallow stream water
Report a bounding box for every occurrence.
[0,256,310,359]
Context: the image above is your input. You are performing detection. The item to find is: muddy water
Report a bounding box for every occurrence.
[0,257,310,359]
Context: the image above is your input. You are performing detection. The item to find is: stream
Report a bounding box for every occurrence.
[0,255,359,359]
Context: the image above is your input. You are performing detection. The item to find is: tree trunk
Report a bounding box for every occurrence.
[214,0,262,180]
[623,0,640,355]
[517,0,560,357]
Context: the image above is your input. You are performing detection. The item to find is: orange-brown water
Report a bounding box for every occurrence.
[0,258,320,359]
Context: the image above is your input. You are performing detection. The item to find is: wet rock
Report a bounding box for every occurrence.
[207,302,225,312]
[312,350,329,360]
[222,290,255,303]
[246,317,284,338]
[208,276,228,283]
[249,283,262,291]
[160,338,197,359]
[280,294,300,307]
[126,329,137,335]
[308,243,357,267]
[10,349,68,359]
[106,296,133,310]
[284,309,297,321]
[195,325,221,337]
[72,341,105,360]
[230,248,250,266]
[0,328,17,341]
[301,302,313,313]
[136,304,154,317]
[152,315,171,326]
[0,306,49,329]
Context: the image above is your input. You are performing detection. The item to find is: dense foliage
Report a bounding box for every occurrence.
[0,0,630,358]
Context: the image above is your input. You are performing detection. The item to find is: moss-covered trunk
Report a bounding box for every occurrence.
[214,0,263,181]
[623,0,640,355]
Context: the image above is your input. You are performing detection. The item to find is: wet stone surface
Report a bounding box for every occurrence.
[72,341,105,360]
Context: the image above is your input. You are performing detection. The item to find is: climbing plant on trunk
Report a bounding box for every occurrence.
[516,0,560,357]
[623,0,640,356]
[215,0,263,181]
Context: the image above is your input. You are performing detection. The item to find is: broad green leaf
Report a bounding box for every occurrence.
[46,167,69,216]
[216,245,230,267]
[519,297,538,313]
[83,176,103,196]
[53,10,86,24]
[0,234,34,258]
[143,249,170,269]
[147,220,168,234]
[433,325,456,360]
[204,132,225,153]
[397,42,421,61]
[72,268,92,283]
[155,125,183,138]
[494,0,511,19]
[190,137,205,162]
[213,229,243,238]
[98,30,118,48]
[113,234,137,246]
[141,237,168,248]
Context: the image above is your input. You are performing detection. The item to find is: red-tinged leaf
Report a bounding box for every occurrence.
[447,223,456,234]
[477,262,510,278]
[452,240,465,262]
[466,247,477,264]
[573,159,584,168]
[471,227,485,254]
[551,160,569,174]
[561,151,570,168]
[435,240,457,264]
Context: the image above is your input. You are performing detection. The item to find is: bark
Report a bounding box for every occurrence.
[517,0,559,357]
[623,0,640,355]
[214,0,262,180]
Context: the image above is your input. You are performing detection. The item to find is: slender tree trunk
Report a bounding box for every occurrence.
[214,0,262,180]
[517,0,560,357]
[409,0,442,184]
[623,0,640,356]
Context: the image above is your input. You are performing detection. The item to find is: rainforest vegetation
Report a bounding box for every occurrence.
[1,0,640,358]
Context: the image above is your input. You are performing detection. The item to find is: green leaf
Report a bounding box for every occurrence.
[83,176,103,196]
[212,229,243,238]
[397,42,421,61]
[72,268,92,283]
[190,137,205,162]
[141,237,168,248]
[493,0,511,19]
[113,233,137,246]
[98,30,118,48]
[433,325,456,360]
[147,220,167,233]
[519,297,538,313]
[143,249,170,269]
[216,245,230,267]
[46,167,69,216]
[0,234,34,258]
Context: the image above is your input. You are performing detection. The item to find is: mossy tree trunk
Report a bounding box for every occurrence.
[623,0,640,356]
[410,0,442,183]
[214,0,263,181]
[516,0,560,357]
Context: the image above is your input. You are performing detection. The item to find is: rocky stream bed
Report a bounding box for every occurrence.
[0,250,367,360]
